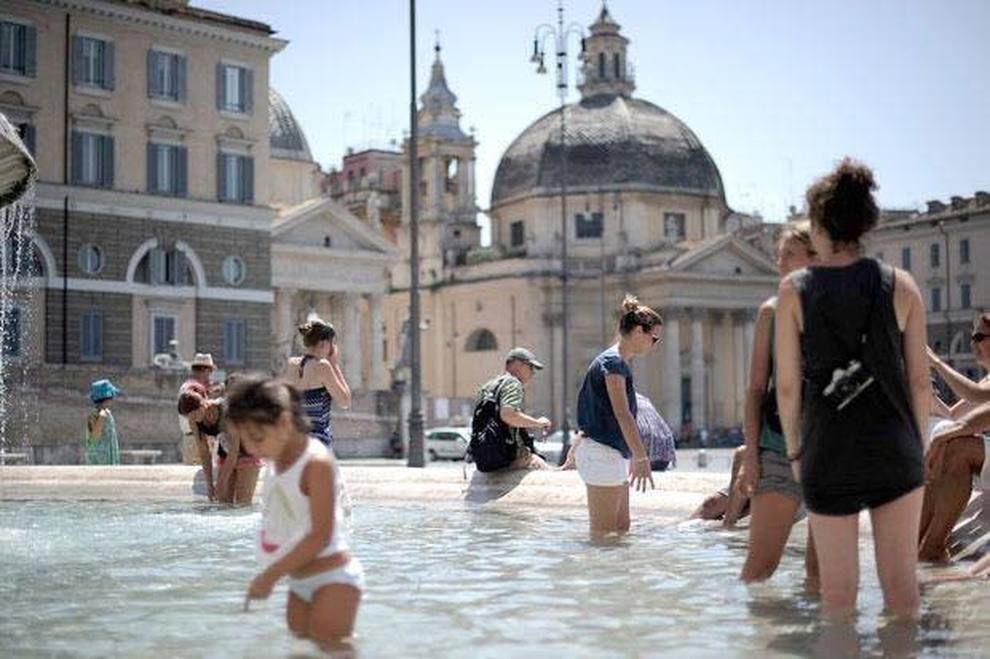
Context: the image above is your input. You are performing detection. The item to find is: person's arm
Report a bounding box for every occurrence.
[930,390,953,419]
[604,373,653,491]
[248,456,335,599]
[737,302,774,496]
[87,410,105,440]
[926,400,990,478]
[500,407,551,429]
[195,427,216,502]
[321,346,352,410]
[898,269,930,447]
[774,278,803,480]
[928,346,990,404]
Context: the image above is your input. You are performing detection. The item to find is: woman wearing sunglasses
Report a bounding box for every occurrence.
[574,294,662,538]
[919,312,990,562]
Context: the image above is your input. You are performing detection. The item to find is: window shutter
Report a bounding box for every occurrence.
[223,321,233,362]
[242,156,254,204]
[70,131,83,184]
[216,153,226,201]
[100,135,114,188]
[216,63,224,110]
[175,146,188,197]
[171,249,187,286]
[150,248,165,285]
[94,314,103,358]
[103,41,114,90]
[72,36,83,84]
[22,124,35,155]
[146,50,156,97]
[146,142,157,192]
[176,55,187,102]
[238,321,246,364]
[243,68,254,114]
[24,26,37,77]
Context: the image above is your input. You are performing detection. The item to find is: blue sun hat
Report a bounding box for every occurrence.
[89,378,122,403]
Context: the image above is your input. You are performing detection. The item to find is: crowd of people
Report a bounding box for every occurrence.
[76,157,988,649]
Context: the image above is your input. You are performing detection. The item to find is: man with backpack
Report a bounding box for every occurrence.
[469,347,553,472]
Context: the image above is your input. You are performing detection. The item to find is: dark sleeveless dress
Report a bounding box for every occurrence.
[298,355,334,448]
[791,258,923,515]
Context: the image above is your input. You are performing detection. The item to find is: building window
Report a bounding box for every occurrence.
[576,212,603,239]
[1,306,21,358]
[80,311,103,361]
[960,238,970,264]
[930,287,942,312]
[221,255,246,286]
[930,243,940,268]
[15,122,35,156]
[613,53,621,79]
[71,131,114,188]
[465,328,497,352]
[147,143,187,196]
[664,212,686,241]
[73,35,114,89]
[598,52,606,79]
[961,283,971,310]
[217,152,254,203]
[145,248,188,286]
[0,20,36,77]
[510,220,525,247]
[217,63,253,114]
[901,246,911,271]
[223,318,247,365]
[148,50,185,102]
[151,314,176,357]
[78,244,103,275]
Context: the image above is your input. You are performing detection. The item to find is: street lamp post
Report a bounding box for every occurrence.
[531,1,584,461]
[407,0,425,467]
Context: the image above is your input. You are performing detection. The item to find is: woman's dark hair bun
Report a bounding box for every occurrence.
[806,157,879,246]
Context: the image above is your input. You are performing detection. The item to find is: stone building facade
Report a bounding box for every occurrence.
[382,9,780,436]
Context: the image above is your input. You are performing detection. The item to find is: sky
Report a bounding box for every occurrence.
[201,0,990,232]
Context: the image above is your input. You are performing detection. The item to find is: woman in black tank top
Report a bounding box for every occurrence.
[775,159,930,620]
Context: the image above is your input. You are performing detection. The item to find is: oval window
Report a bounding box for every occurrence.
[221,255,246,286]
[78,244,104,275]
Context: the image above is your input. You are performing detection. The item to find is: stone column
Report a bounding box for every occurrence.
[714,311,734,427]
[690,310,706,431]
[344,293,363,390]
[734,313,747,425]
[274,287,296,369]
[660,308,682,435]
[369,293,385,390]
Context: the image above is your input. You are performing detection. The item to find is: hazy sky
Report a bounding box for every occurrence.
[201,0,990,227]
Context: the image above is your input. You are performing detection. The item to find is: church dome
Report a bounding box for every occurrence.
[491,93,725,207]
[269,88,313,162]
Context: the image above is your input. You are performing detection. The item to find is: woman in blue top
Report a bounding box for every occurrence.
[575,295,662,538]
[286,319,352,452]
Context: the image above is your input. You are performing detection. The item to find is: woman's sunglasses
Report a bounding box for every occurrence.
[972,332,989,344]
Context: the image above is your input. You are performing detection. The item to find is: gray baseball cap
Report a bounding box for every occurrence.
[505,347,544,370]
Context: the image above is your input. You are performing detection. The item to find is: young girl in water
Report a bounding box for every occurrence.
[84,379,121,465]
[226,374,362,647]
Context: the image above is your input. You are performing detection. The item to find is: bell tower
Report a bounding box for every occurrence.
[396,39,479,288]
[578,3,635,99]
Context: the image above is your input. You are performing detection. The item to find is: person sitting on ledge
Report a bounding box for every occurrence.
[471,347,552,471]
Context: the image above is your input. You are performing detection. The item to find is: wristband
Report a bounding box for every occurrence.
[635,457,650,464]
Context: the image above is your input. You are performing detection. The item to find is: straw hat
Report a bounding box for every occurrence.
[190,353,216,369]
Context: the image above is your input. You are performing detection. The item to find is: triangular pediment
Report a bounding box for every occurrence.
[273,197,395,255]
[669,234,777,276]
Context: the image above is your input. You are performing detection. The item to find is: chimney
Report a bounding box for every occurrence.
[950,196,968,210]
[926,200,946,214]
[974,191,990,207]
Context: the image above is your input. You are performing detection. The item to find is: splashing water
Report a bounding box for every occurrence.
[0,187,36,452]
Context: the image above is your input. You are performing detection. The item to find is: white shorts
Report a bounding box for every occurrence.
[976,435,990,491]
[575,438,628,487]
[289,558,364,603]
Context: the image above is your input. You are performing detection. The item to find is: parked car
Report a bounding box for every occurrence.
[426,427,471,461]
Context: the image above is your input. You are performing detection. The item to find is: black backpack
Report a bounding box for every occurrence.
[468,376,519,472]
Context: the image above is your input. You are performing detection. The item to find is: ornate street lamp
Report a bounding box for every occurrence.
[531,2,584,460]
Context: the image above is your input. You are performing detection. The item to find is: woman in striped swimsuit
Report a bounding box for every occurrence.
[286,319,352,452]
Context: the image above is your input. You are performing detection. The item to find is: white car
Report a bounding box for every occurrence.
[426,427,471,461]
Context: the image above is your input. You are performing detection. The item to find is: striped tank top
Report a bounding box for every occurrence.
[298,355,334,448]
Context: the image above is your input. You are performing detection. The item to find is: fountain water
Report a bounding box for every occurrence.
[0,112,38,458]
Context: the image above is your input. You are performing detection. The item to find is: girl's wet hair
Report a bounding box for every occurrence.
[177,390,204,416]
[778,221,816,256]
[298,319,336,347]
[224,373,310,434]
[618,294,663,335]
[805,157,878,246]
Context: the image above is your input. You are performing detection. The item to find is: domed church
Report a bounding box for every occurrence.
[383,6,779,435]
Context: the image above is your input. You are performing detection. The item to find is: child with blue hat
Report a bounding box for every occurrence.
[84,379,121,465]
